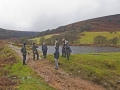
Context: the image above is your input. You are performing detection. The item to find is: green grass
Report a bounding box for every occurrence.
[0,46,55,90]
[80,31,120,44]
[31,31,120,45]
[30,34,59,44]
[47,52,120,89]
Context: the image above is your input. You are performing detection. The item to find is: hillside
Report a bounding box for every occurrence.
[33,14,120,45]
[37,14,120,37]
[0,28,38,39]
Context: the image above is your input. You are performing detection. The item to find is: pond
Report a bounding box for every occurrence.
[37,46,120,54]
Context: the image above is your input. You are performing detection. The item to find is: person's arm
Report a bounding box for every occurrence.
[42,45,43,51]
[56,42,59,49]
[35,45,38,48]
[46,45,48,50]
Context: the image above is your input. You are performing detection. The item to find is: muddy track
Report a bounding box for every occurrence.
[9,45,105,90]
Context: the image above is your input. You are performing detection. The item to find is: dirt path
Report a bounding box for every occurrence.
[9,45,105,90]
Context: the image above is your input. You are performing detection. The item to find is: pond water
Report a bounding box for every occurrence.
[37,46,120,54]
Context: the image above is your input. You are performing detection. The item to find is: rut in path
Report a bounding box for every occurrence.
[10,45,105,90]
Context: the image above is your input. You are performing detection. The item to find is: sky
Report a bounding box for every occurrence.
[0,0,120,32]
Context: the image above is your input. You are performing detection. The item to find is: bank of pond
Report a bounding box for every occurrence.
[47,52,120,90]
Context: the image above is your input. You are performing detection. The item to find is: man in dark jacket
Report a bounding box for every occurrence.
[32,43,39,60]
[62,38,66,57]
[54,39,59,70]
[65,41,72,60]
[42,42,48,59]
[21,43,27,65]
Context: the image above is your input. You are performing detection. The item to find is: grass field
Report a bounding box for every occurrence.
[0,45,55,90]
[47,52,120,89]
[31,34,59,44]
[80,31,120,44]
[31,31,120,45]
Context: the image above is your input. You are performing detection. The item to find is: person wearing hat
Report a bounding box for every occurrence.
[32,43,39,60]
[20,43,27,65]
[62,38,66,57]
[65,41,72,60]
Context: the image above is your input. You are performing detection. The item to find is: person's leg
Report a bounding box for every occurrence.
[33,53,35,60]
[23,55,26,65]
[64,51,66,57]
[37,53,39,60]
[43,52,45,59]
[44,52,47,58]
[67,53,69,60]
[55,58,58,70]
[62,50,64,57]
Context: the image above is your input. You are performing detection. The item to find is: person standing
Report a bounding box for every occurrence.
[21,43,27,65]
[62,38,66,57]
[65,41,72,60]
[54,39,59,70]
[42,42,48,59]
[32,43,39,60]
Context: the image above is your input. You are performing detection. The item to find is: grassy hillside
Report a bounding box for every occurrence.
[31,34,59,44]
[32,14,120,45]
[0,45,55,90]
[31,31,120,45]
[47,52,120,90]
[80,31,120,44]
[36,14,120,38]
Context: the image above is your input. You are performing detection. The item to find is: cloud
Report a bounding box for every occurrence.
[0,0,120,31]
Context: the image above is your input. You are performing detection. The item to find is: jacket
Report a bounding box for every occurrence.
[21,46,27,55]
[42,45,48,52]
[32,45,38,54]
[65,43,72,54]
[54,49,59,59]
[55,41,59,50]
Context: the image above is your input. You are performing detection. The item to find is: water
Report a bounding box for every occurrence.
[38,46,120,54]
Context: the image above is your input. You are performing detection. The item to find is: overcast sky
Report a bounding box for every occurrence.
[0,0,120,31]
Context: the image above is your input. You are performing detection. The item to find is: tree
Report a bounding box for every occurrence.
[94,36,107,44]
[108,37,118,45]
[40,36,45,45]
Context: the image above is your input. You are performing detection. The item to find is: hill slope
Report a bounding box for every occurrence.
[0,28,38,39]
[37,14,120,37]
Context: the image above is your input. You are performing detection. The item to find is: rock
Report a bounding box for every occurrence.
[57,79,60,83]
[66,84,69,87]
[116,80,120,84]
[68,83,71,86]
[78,71,80,73]
[61,83,65,86]
[69,73,72,75]
[61,72,66,75]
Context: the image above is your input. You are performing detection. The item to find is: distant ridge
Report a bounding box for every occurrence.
[37,14,120,37]
[0,28,38,39]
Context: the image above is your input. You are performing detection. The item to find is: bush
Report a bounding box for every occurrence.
[94,36,107,44]
[94,36,119,45]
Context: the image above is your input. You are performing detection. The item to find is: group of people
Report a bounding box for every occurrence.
[20,43,40,65]
[20,38,72,70]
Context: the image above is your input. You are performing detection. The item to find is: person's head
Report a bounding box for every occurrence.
[33,43,36,45]
[55,39,58,42]
[62,38,65,41]
[23,43,26,46]
[43,42,45,45]
[65,40,68,44]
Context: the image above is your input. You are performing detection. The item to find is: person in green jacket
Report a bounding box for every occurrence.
[21,43,27,65]
[32,43,39,60]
